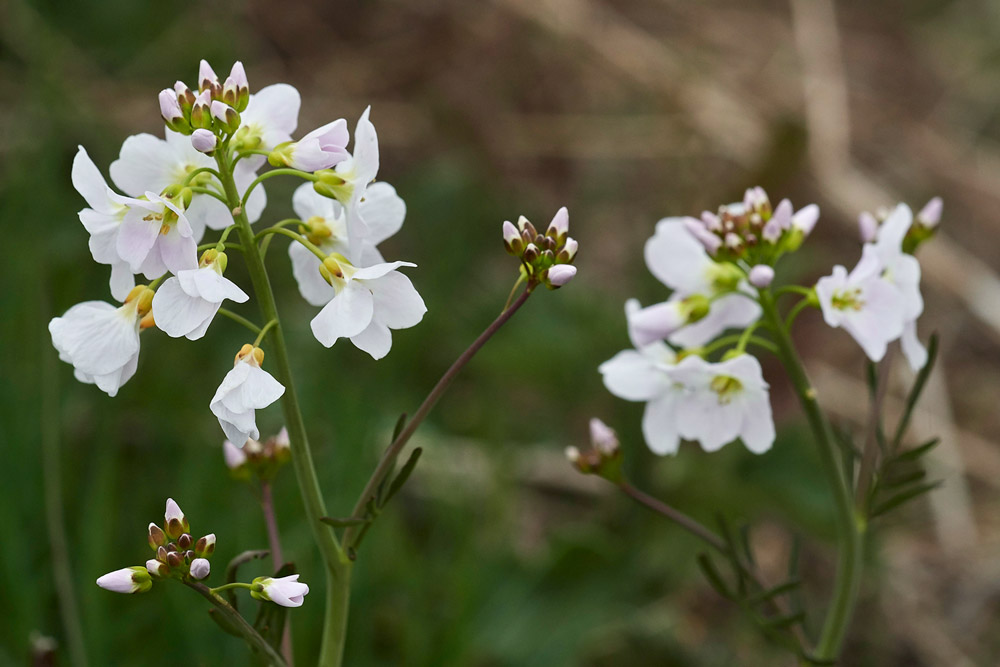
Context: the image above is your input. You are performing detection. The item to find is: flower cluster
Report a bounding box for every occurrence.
[597,187,938,458]
[97,499,216,593]
[50,59,426,447]
[502,207,578,289]
[223,426,291,480]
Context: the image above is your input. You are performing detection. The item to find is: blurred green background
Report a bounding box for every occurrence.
[3,0,1000,665]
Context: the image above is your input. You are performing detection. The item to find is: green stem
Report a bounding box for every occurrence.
[255,227,328,262]
[259,219,306,259]
[216,150,350,667]
[198,241,244,253]
[699,333,777,357]
[241,169,317,210]
[218,308,262,335]
[254,319,279,347]
[760,290,862,660]
[184,581,287,666]
[189,185,229,204]
[784,297,814,330]
[210,582,254,594]
[181,166,221,186]
[342,286,535,546]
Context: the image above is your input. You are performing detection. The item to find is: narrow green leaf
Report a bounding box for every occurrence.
[764,610,806,629]
[872,481,942,517]
[375,413,409,504]
[881,468,926,490]
[715,514,747,595]
[739,524,756,567]
[891,333,939,451]
[747,578,801,606]
[891,437,940,464]
[319,516,368,528]
[697,553,733,600]
[381,447,423,506]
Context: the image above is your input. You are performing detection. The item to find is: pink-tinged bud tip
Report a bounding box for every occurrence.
[190,558,211,580]
[193,89,211,107]
[230,61,248,88]
[589,418,619,455]
[546,264,577,287]
[858,211,878,243]
[158,89,182,121]
[274,427,290,449]
[199,59,217,86]
[562,237,579,260]
[191,129,217,153]
[165,498,184,522]
[222,439,247,469]
[792,204,820,235]
[210,100,230,122]
[502,220,519,243]
[748,264,775,288]
[547,206,569,236]
[918,196,942,228]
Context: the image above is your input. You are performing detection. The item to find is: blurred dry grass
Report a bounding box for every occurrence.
[2,0,1000,665]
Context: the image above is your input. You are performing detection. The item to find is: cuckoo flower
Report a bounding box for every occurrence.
[48,286,153,397]
[816,244,905,362]
[309,255,426,360]
[312,107,380,263]
[599,300,687,455]
[270,119,350,172]
[252,574,310,608]
[115,191,198,277]
[152,250,249,340]
[111,130,266,232]
[667,353,775,454]
[71,146,135,300]
[210,345,285,447]
[288,182,405,306]
[232,83,301,160]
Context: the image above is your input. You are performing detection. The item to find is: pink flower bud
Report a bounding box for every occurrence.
[222,439,247,469]
[229,61,248,90]
[199,59,218,90]
[748,264,775,288]
[158,89,182,121]
[189,558,211,580]
[589,418,619,456]
[683,217,722,254]
[210,100,229,123]
[546,206,569,238]
[917,196,942,228]
[546,264,577,287]
[792,204,820,235]
[858,211,878,243]
[191,129,217,153]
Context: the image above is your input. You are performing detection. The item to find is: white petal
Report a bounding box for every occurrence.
[739,395,775,453]
[842,279,905,362]
[236,164,267,224]
[241,84,301,149]
[49,302,140,376]
[156,228,199,274]
[151,278,216,338]
[352,106,380,183]
[875,203,913,252]
[110,134,177,197]
[116,213,161,271]
[368,272,426,330]
[359,182,405,245]
[289,242,336,306]
[642,396,682,455]
[310,282,375,347]
[178,268,248,304]
[72,146,116,213]
[599,350,668,401]
[352,260,416,281]
[815,265,849,328]
[668,293,761,349]
[350,320,393,360]
[109,262,136,301]
[292,182,336,222]
[900,321,928,371]
[644,218,715,295]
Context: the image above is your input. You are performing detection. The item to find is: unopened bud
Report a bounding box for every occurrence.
[858,211,878,243]
[146,559,169,577]
[96,566,153,594]
[194,534,216,558]
[223,439,247,469]
[502,220,523,255]
[198,59,218,92]
[165,551,184,569]
[191,128,217,154]
[558,237,578,262]
[211,100,240,134]
[177,533,193,550]
[159,89,183,122]
[523,243,539,263]
[174,81,196,111]
[545,206,569,242]
[164,498,189,539]
[546,264,577,288]
[190,90,212,130]
[189,558,211,580]
[791,203,819,236]
[517,215,538,238]
[748,264,775,288]
[156,545,168,562]
[230,61,250,111]
[917,196,942,228]
[589,418,619,456]
[148,523,167,550]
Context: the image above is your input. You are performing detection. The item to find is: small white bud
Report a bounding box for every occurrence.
[546,206,569,238]
[858,211,878,243]
[199,59,218,90]
[97,566,152,594]
[546,264,577,287]
[191,129,217,153]
[230,61,248,89]
[917,196,942,228]
[589,418,619,456]
[158,89,182,121]
[146,559,169,577]
[273,427,290,450]
[748,264,775,288]
[190,558,211,580]
[564,446,581,464]
[791,204,820,235]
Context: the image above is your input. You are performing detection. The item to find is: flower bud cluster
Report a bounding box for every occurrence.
[687,187,818,266]
[96,499,215,594]
[223,427,291,481]
[565,418,622,482]
[159,60,248,147]
[503,207,577,289]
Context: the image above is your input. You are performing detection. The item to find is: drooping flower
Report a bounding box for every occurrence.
[152,250,249,340]
[96,566,152,594]
[110,131,266,233]
[210,345,285,447]
[599,300,687,455]
[311,107,380,263]
[71,146,135,300]
[666,353,775,454]
[48,286,153,397]
[251,574,310,608]
[287,182,405,306]
[309,255,426,360]
[816,244,905,362]
[270,120,350,172]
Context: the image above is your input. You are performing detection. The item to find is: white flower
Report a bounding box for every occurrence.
[599,300,686,455]
[222,439,248,469]
[627,300,690,347]
[152,253,249,340]
[253,574,310,608]
[97,566,152,594]
[317,107,380,263]
[235,83,301,159]
[871,203,927,370]
[210,345,285,447]
[309,257,426,360]
[669,292,761,349]
[48,287,151,397]
[816,244,905,362]
[111,131,265,233]
[665,354,775,454]
[288,182,405,306]
[189,558,211,580]
[115,191,198,277]
[275,120,350,171]
[71,146,135,300]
